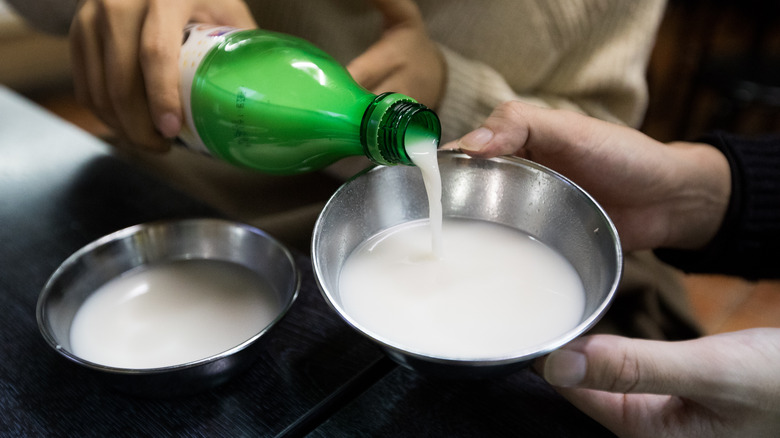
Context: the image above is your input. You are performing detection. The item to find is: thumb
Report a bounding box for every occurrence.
[454,101,533,157]
[541,335,683,394]
[540,332,764,401]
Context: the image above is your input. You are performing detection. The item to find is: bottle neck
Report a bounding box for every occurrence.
[360,92,441,166]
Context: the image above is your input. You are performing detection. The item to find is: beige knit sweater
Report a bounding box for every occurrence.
[254,0,668,139]
[11,0,667,140]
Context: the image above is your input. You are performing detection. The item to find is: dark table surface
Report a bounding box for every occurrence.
[0,86,614,437]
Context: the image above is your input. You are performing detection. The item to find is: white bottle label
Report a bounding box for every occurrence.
[178,24,242,155]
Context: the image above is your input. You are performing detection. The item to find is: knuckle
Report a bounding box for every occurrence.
[500,100,527,118]
[605,347,643,393]
[139,36,172,67]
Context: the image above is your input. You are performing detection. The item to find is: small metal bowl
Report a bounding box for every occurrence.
[312,151,622,378]
[37,218,299,397]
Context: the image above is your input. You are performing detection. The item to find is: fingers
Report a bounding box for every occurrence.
[540,330,780,407]
[140,0,192,141]
[536,330,780,435]
[70,0,170,151]
[533,335,700,434]
[347,0,438,102]
[541,335,675,393]
[347,38,397,92]
[70,2,120,131]
[347,0,421,90]
[101,1,170,151]
[446,101,534,157]
[69,0,257,152]
[138,0,257,140]
[448,100,629,161]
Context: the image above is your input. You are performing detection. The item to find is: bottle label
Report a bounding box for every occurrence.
[178,24,242,155]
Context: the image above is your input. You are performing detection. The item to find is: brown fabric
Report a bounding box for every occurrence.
[592,251,702,340]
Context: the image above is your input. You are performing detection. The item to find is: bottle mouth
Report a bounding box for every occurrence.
[361,93,441,166]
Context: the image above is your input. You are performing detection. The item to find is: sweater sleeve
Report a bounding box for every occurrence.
[655,132,780,280]
[4,0,79,35]
[434,0,666,142]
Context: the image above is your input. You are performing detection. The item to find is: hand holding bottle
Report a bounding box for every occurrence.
[535,328,780,438]
[69,0,257,151]
[444,101,731,252]
[347,0,446,110]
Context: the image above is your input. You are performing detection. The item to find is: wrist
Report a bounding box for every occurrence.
[663,142,731,250]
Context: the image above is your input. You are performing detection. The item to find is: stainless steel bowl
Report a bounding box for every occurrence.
[37,218,299,396]
[312,151,622,378]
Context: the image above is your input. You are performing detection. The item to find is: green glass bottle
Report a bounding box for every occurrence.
[178,24,441,175]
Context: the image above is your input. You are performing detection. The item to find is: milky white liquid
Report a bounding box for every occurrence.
[405,130,443,256]
[70,259,281,369]
[338,219,585,358]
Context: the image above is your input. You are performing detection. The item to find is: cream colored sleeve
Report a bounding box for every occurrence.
[435,2,665,142]
[435,46,552,143]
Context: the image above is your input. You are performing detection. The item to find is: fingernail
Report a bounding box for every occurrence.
[457,127,493,151]
[157,112,181,139]
[544,348,587,387]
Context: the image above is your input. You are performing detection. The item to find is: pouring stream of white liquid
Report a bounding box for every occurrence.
[338,134,586,358]
[405,129,443,256]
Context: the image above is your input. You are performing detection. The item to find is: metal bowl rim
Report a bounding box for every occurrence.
[36,217,300,374]
[312,151,622,365]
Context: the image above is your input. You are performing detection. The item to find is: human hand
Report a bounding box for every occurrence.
[347,0,445,109]
[535,329,780,438]
[442,101,731,251]
[70,0,256,151]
